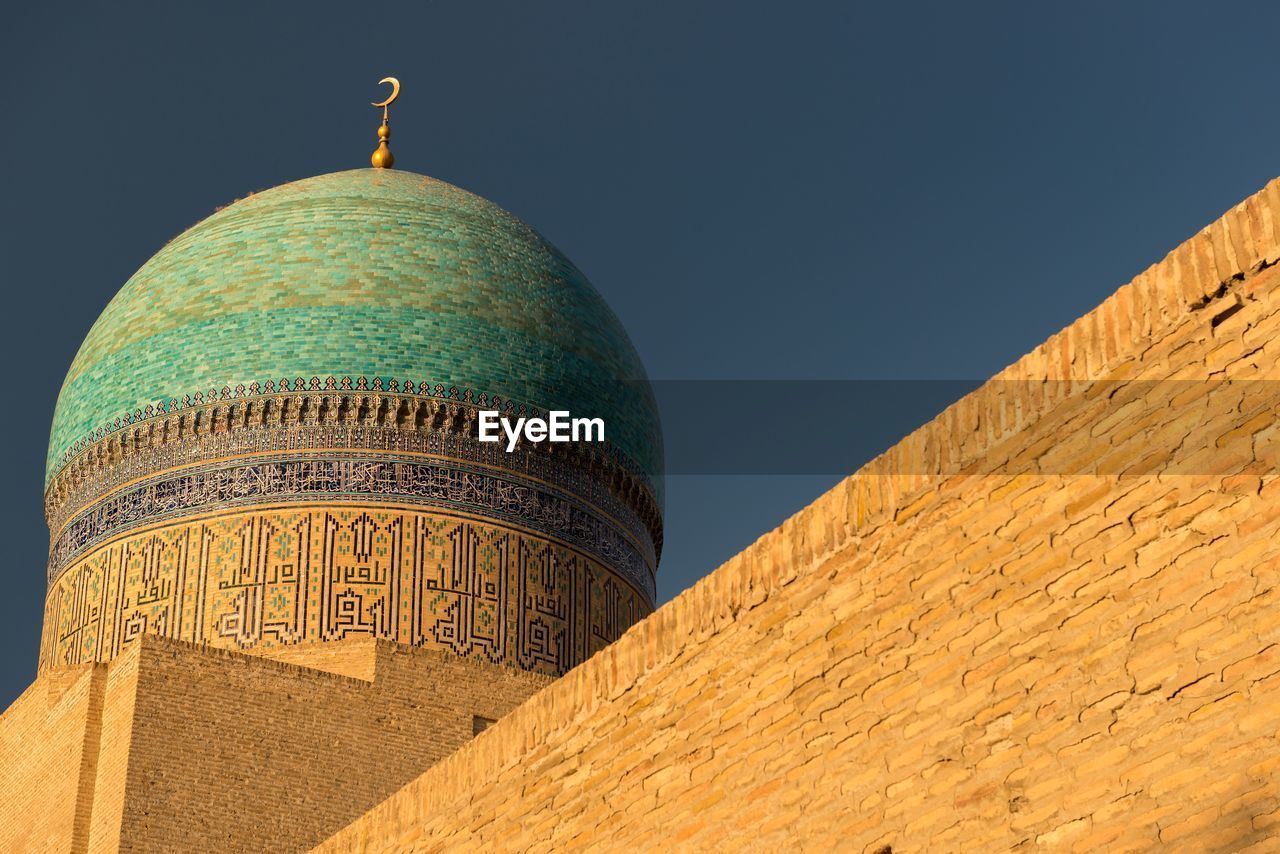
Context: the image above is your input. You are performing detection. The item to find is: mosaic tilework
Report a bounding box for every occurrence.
[41,505,649,676]
[46,383,661,543]
[48,169,662,487]
[49,455,656,602]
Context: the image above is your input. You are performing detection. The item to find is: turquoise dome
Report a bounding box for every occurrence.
[47,169,662,490]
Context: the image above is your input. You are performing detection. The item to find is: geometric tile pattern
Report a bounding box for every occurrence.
[41,505,649,675]
[49,453,657,601]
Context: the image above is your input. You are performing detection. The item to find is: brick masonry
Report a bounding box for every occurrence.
[0,665,103,851]
[317,180,1280,851]
[0,636,550,852]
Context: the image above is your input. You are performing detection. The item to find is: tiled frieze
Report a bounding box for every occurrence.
[41,505,649,676]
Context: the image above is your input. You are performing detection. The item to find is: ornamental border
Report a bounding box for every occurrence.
[46,380,664,555]
[49,375,660,487]
[47,419,652,548]
[48,454,657,603]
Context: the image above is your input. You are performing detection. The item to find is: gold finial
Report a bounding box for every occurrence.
[370,77,400,168]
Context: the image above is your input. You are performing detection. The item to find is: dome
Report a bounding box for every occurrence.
[47,168,661,487]
[40,168,662,676]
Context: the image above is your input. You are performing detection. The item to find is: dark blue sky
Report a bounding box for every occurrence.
[3,1,1280,706]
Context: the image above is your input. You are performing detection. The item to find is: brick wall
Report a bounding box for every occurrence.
[87,652,139,852]
[2,636,550,852]
[257,637,381,680]
[318,179,1280,851]
[0,665,98,851]
[112,638,550,851]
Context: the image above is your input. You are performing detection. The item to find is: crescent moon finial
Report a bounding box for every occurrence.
[371,77,400,109]
[370,76,400,169]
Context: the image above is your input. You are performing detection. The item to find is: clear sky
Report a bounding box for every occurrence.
[3,0,1280,707]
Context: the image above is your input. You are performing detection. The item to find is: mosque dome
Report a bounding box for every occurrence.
[48,169,661,486]
[41,168,662,676]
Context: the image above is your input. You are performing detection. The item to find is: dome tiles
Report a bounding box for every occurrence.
[48,168,661,488]
[40,168,662,676]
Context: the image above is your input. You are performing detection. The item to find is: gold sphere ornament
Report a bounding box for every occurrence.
[370,76,400,169]
[371,140,395,169]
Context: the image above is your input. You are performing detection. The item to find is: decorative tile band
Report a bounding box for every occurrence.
[44,384,664,560]
[48,376,661,494]
[42,505,651,676]
[49,453,656,603]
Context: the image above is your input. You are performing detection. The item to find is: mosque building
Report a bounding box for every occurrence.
[5,81,665,850]
[3,78,1280,851]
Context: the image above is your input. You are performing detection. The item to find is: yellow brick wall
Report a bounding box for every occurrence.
[1,636,551,852]
[0,665,98,852]
[318,180,1280,852]
[255,636,381,680]
[108,638,551,851]
[87,651,139,852]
